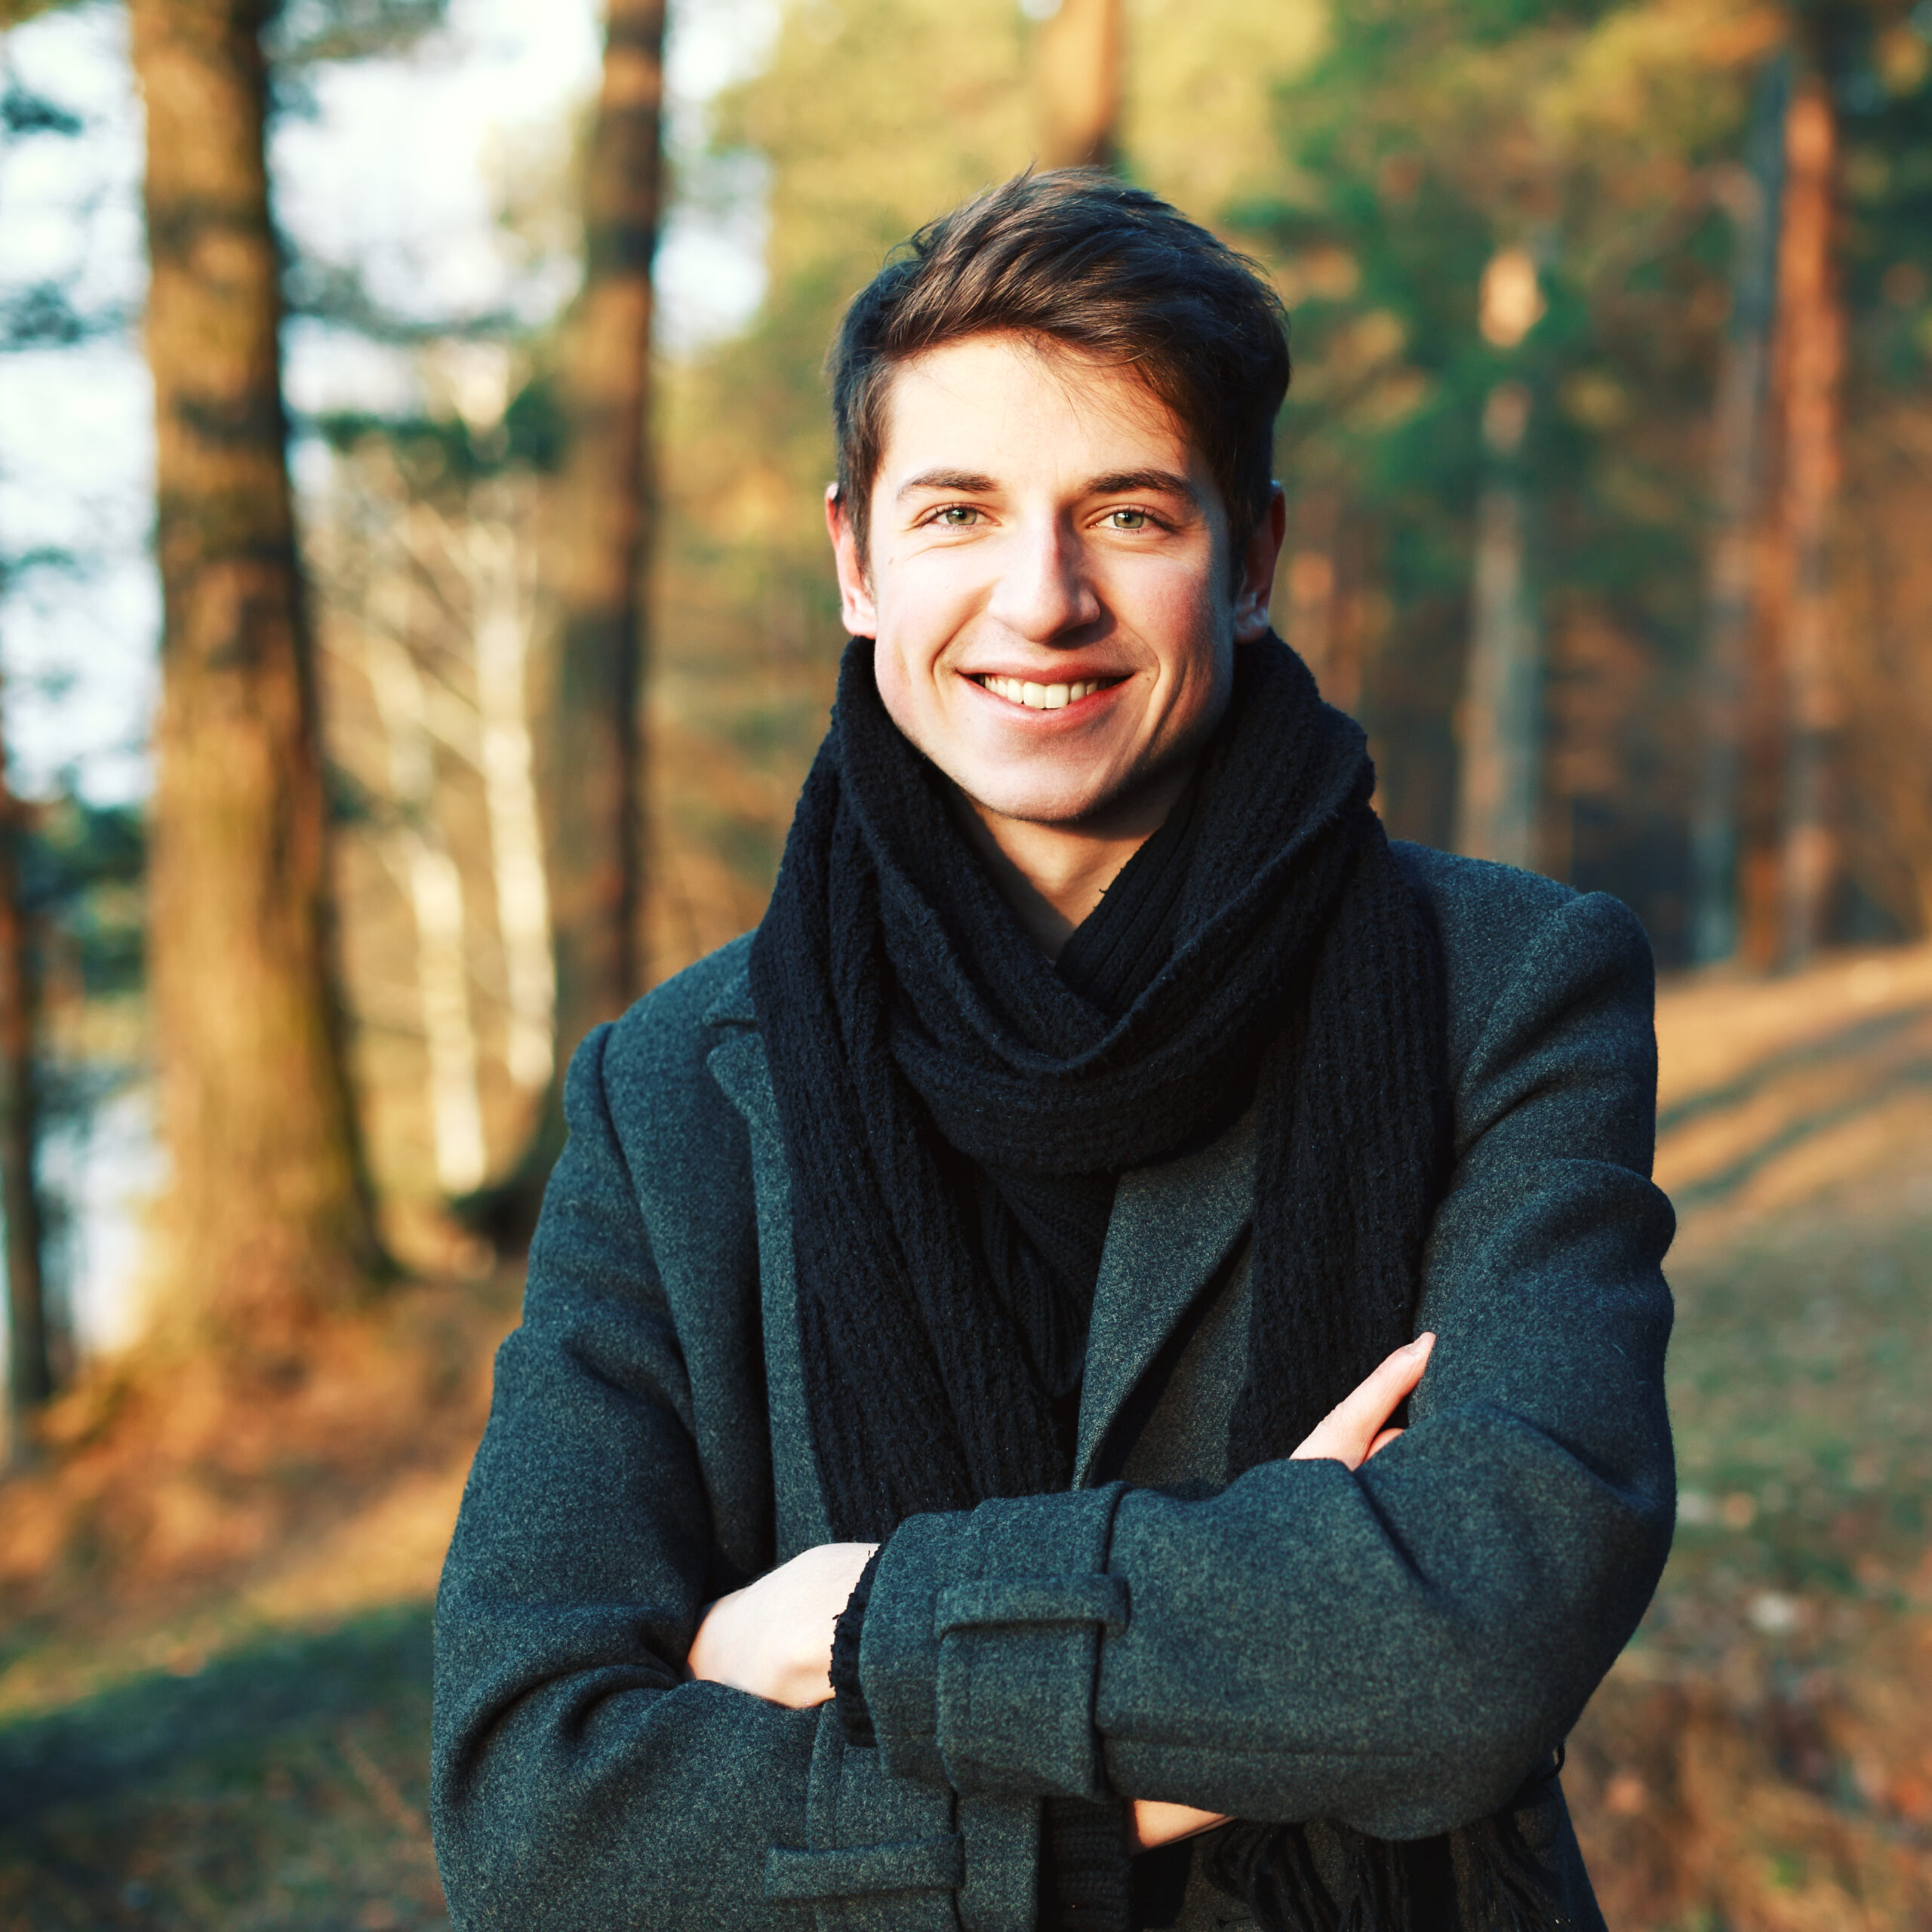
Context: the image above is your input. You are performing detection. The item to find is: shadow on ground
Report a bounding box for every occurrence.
[0,1607,445,1930]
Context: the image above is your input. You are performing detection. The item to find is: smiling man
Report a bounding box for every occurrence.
[432,174,1676,1932]
[834,328,1268,959]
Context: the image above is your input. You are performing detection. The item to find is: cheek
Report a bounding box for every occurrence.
[872,561,977,685]
[1127,565,1236,748]
[869,637,915,726]
[876,547,979,631]
[1134,564,1229,680]
[869,635,950,761]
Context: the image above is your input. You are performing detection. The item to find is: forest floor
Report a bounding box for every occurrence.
[0,944,1926,1931]
[1569,943,1932,1932]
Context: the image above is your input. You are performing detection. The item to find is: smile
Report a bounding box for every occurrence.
[974,674,1120,711]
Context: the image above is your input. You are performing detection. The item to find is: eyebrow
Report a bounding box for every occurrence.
[1084,469,1200,506]
[892,466,1201,504]
[895,468,997,500]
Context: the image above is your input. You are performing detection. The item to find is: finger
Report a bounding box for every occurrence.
[1130,1801,1230,1853]
[1341,1334,1434,1432]
[1366,1427,1403,1460]
[1314,1332,1435,1442]
[1291,1334,1435,1467]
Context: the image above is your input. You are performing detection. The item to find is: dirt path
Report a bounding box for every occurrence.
[1656,944,1932,1228]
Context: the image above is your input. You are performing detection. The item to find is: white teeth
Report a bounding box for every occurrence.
[980,675,1105,709]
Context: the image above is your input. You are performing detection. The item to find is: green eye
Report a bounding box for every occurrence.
[1106,508,1149,530]
[938,505,980,525]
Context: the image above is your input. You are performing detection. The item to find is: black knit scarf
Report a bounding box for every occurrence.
[750,636,1555,1932]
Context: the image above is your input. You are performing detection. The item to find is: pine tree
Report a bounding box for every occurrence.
[546,0,666,1069]
[131,0,383,1346]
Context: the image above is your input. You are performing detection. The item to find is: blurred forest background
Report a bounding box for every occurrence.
[0,0,1928,1926]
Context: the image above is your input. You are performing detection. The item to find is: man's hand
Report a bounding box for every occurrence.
[1131,1798,1232,1851]
[1130,1332,1436,1850]
[688,1337,1433,1835]
[686,1540,878,1708]
[1290,1331,1435,1469]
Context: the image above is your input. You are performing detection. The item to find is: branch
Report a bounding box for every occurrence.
[2,82,82,138]
[0,281,134,350]
[266,0,448,68]
[283,257,517,345]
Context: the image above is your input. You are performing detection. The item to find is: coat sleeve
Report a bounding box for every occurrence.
[854,888,1676,1840]
[432,1020,976,1930]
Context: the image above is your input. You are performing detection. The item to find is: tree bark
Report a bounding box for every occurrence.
[1770,72,1844,964]
[0,736,50,1454]
[471,0,664,1241]
[1033,0,1124,171]
[464,504,554,1098]
[131,0,382,1343]
[1690,51,1789,966]
[361,598,488,1198]
[546,0,664,1071]
[1455,381,1543,871]
[381,491,553,1102]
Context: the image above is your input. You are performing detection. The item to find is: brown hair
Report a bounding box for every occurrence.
[828,169,1291,561]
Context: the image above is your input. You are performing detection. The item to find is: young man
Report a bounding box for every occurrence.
[432,173,1675,1932]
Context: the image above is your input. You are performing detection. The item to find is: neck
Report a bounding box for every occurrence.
[952,759,1198,961]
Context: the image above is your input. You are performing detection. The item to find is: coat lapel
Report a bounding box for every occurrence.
[703,970,835,1558]
[1073,1106,1256,1487]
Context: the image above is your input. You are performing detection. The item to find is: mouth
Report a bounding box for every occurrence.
[973,672,1124,712]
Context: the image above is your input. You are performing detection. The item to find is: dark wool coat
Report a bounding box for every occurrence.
[431,845,1678,1932]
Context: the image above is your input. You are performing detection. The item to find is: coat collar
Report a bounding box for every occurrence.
[703,952,1254,1489]
[700,942,757,1028]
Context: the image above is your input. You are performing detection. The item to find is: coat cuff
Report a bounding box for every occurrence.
[859,1486,1128,1801]
[832,1545,885,1747]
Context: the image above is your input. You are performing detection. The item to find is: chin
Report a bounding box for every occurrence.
[955,765,1124,829]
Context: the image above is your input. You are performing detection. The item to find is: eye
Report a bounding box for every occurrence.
[1103,507,1152,531]
[931,504,983,527]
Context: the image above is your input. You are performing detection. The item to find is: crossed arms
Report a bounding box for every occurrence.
[686,1335,1438,1852]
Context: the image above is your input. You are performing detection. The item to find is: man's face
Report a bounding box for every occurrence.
[827,332,1283,829]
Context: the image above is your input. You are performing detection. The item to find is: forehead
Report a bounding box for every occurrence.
[872,333,1201,487]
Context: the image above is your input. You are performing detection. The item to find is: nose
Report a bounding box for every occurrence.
[985,512,1101,643]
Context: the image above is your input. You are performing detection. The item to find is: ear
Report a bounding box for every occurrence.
[1232,483,1287,644]
[826,485,879,638]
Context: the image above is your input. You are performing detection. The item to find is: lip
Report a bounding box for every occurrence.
[958,667,1131,718]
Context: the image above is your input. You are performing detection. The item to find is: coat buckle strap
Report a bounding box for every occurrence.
[934,1575,1129,1639]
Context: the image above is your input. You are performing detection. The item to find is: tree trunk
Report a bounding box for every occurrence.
[466,506,554,1099]
[546,0,664,1070]
[1283,485,1343,698]
[1455,381,1543,871]
[1771,72,1844,964]
[361,599,488,1198]
[1282,488,1367,716]
[472,0,663,1240]
[131,0,382,1343]
[0,736,50,1457]
[1033,0,1124,171]
[1690,51,1789,966]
